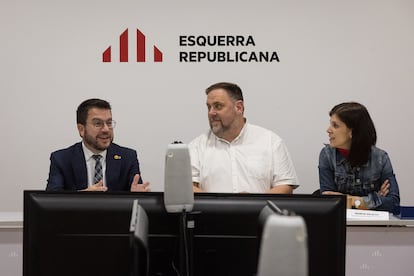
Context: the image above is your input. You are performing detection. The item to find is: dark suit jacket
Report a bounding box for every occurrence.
[46,142,142,191]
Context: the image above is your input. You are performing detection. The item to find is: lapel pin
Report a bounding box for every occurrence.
[114,155,122,160]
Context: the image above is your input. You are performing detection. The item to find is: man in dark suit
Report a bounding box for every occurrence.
[46,98,150,192]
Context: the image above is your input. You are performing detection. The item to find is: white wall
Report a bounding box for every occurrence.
[1,0,413,211]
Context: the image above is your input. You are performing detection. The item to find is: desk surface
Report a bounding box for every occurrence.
[347,215,414,226]
[2,211,414,228]
[0,212,23,229]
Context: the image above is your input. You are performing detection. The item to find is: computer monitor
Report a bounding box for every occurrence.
[23,191,180,276]
[23,191,346,276]
[190,193,346,276]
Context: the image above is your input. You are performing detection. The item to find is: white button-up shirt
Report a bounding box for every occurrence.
[189,122,299,193]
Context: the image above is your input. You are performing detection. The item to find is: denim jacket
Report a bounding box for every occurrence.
[318,145,400,214]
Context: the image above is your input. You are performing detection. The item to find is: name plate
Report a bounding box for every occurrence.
[347,209,389,221]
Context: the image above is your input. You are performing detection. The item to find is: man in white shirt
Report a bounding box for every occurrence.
[189,82,298,194]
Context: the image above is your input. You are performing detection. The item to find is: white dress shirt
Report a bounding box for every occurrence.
[82,142,107,187]
[189,122,299,193]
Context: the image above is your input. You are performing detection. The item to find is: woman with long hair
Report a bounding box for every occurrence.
[319,102,400,213]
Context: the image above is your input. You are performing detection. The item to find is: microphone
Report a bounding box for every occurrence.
[257,201,308,276]
[163,142,194,213]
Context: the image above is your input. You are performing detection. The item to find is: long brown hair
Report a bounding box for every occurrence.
[330,102,377,167]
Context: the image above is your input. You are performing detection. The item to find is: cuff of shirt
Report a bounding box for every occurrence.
[363,192,382,209]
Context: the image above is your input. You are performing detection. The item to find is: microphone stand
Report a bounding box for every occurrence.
[179,209,195,276]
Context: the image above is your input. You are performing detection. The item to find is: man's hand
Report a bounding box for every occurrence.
[81,180,108,192]
[130,174,150,192]
[321,191,343,195]
[267,184,293,194]
[193,182,205,193]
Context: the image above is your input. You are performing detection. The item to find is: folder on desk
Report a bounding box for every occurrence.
[397,206,414,219]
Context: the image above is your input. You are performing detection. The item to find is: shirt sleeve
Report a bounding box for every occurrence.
[189,138,201,184]
[318,147,337,193]
[374,152,400,213]
[271,138,299,188]
[46,153,65,191]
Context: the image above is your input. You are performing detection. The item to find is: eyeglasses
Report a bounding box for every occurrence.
[88,119,116,129]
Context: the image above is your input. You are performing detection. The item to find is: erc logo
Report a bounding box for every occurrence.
[102,28,163,63]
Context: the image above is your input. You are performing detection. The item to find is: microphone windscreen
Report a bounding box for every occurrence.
[163,143,194,213]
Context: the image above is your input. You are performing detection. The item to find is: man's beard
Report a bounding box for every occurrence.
[210,120,229,137]
[84,130,113,152]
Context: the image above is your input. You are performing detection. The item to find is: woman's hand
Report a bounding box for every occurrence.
[347,195,367,209]
[377,179,390,197]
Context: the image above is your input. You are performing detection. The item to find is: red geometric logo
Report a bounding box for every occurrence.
[102,28,163,63]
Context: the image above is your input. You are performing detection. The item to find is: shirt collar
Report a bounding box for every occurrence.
[232,119,248,143]
[335,147,370,168]
[335,149,348,166]
[82,142,107,161]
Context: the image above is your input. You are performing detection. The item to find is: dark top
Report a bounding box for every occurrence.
[46,142,142,191]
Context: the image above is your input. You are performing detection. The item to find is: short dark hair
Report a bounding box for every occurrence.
[76,98,111,125]
[330,102,377,167]
[205,82,244,102]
